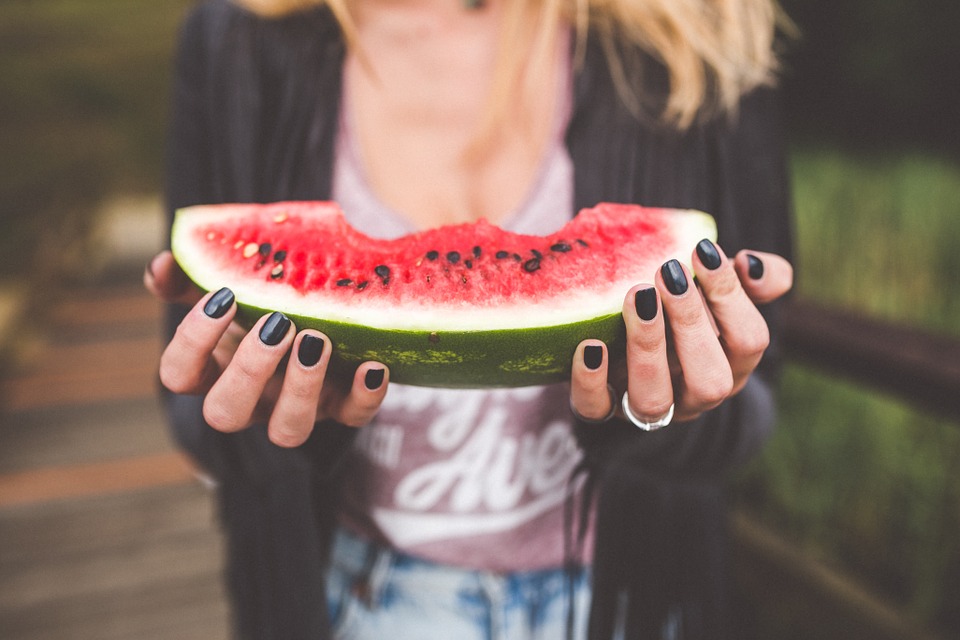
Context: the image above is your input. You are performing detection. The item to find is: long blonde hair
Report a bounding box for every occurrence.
[236,0,788,129]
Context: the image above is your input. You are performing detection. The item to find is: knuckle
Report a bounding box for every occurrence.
[669,304,706,332]
[687,371,733,409]
[284,377,319,403]
[173,321,212,355]
[231,354,270,387]
[627,327,662,351]
[726,322,770,358]
[159,357,200,395]
[269,424,310,448]
[203,400,244,433]
[632,399,673,420]
[705,268,741,299]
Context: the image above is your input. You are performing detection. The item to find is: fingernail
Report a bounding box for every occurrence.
[747,254,765,279]
[661,259,688,295]
[364,367,385,390]
[634,287,658,321]
[696,239,722,270]
[298,335,325,367]
[204,287,235,319]
[259,312,291,346]
[583,345,603,370]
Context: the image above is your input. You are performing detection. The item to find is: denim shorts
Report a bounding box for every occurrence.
[326,527,591,640]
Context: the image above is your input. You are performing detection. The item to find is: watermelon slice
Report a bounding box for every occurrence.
[171,201,715,388]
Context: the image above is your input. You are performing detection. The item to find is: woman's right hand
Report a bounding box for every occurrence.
[144,250,389,447]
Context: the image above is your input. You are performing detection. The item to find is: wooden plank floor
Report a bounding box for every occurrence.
[0,270,230,639]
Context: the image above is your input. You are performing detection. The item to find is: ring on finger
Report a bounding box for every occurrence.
[570,384,618,424]
[621,392,675,431]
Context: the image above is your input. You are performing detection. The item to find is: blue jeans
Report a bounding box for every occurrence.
[326,528,591,640]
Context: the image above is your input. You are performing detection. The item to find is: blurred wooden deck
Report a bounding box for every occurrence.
[0,268,230,639]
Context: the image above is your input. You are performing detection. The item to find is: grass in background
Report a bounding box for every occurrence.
[787,148,960,337]
[736,147,960,632]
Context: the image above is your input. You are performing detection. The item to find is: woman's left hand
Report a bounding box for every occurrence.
[569,240,793,426]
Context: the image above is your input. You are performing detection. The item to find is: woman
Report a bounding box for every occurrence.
[146,0,794,638]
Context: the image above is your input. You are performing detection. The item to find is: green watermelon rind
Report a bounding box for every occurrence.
[233,301,625,388]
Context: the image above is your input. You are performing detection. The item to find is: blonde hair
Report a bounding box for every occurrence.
[235,0,788,129]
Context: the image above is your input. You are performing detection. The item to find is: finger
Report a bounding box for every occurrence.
[203,311,295,433]
[159,287,237,394]
[570,340,613,422]
[144,250,204,305]
[268,331,332,447]
[324,362,390,428]
[734,250,794,305]
[693,240,769,391]
[621,284,675,422]
[658,259,732,419]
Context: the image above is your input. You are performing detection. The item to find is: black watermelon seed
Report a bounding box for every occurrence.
[270,265,284,279]
[495,250,509,259]
[374,265,391,279]
[273,250,287,262]
[550,242,572,253]
[446,251,461,264]
[381,277,391,286]
[464,259,473,269]
[531,249,542,259]
[512,253,522,261]
[357,281,369,290]
[258,243,272,257]
[576,239,589,247]
[336,278,353,287]
[472,246,482,259]
[523,258,541,273]
[426,250,439,261]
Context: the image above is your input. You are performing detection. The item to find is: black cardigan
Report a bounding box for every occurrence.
[162,2,792,638]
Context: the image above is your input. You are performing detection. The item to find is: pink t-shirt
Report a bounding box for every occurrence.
[331,51,591,572]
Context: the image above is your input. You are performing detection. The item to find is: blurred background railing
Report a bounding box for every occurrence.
[1,1,958,639]
[731,299,960,639]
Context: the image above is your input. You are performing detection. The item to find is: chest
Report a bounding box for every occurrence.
[342,9,566,228]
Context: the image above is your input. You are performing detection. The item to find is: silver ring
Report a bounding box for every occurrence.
[621,392,675,431]
[570,384,618,424]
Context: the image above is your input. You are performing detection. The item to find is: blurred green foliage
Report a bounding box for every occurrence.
[0,0,192,276]
[788,149,960,336]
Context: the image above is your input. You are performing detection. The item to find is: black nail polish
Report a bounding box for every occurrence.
[696,239,722,270]
[583,345,603,370]
[747,254,764,280]
[661,259,688,295]
[298,335,325,367]
[204,287,234,319]
[364,368,385,390]
[634,287,658,321]
[259,312,291,346]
